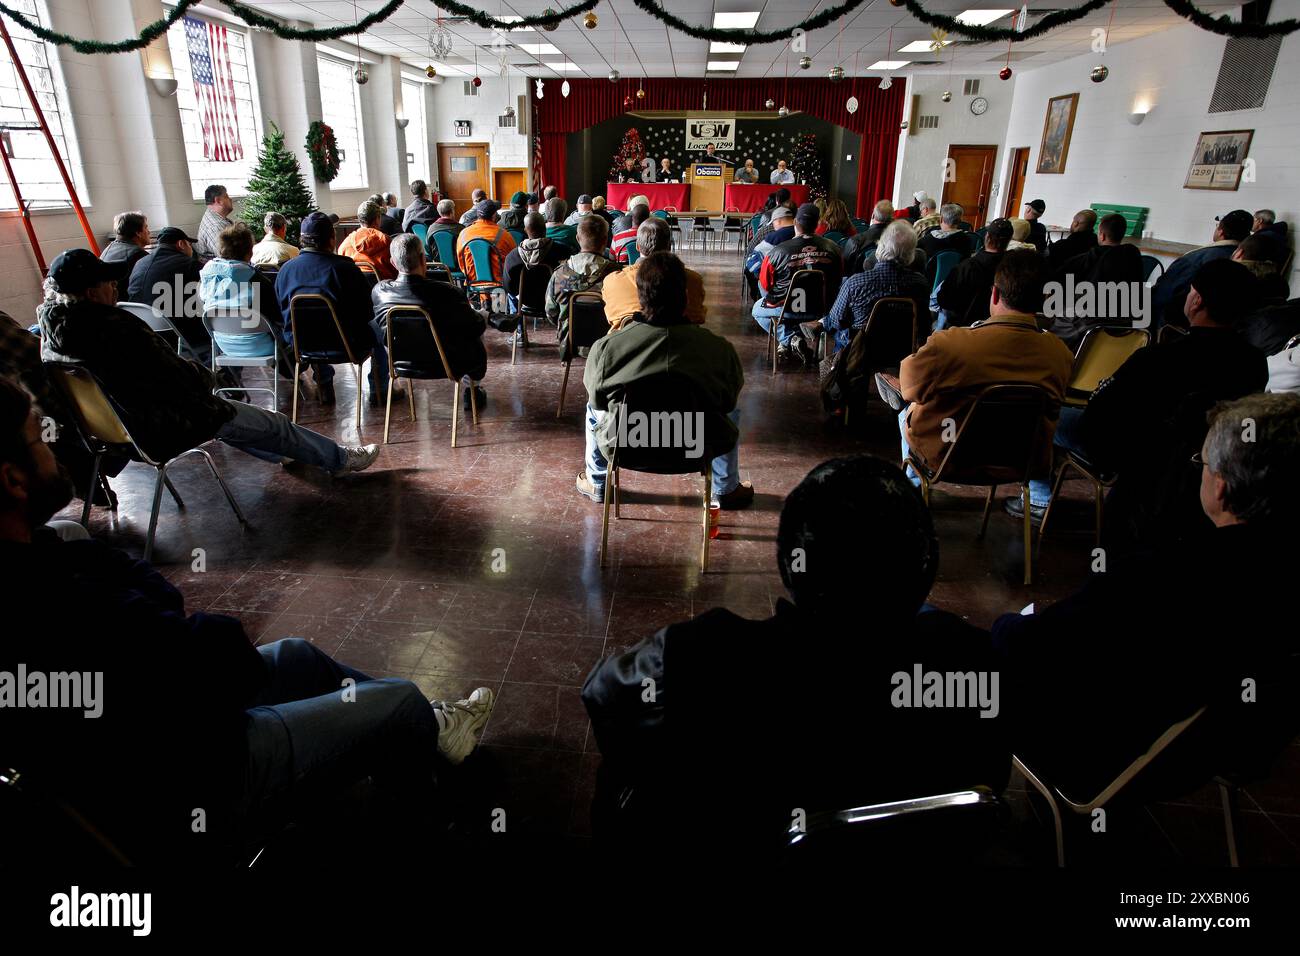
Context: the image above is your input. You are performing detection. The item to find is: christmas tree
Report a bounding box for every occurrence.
[607,127,647,182]
[791,131,827,201]
[239,122,317,242]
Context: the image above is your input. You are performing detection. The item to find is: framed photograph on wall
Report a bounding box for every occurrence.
[1036,93,1079,175]
[1184,130,1254,190]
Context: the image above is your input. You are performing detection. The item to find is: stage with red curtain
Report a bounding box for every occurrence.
[531,78,905,220]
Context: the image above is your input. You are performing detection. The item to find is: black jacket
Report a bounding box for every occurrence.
[377,212,403,238]
[371,273,487,380]
[1026,219,1048,254]
[582,600,1010,850]
[1240,297,1300,356]
[101,239,147,299]
[403,197,439,230]
[127,243,207,349]
[38,297,234,462]
[1048,242,1146,349]
[504,238,568,295]
[274,249,376,356]
[936,249,1004,327]
[917,228,976,265]
[1046,229,1098,272]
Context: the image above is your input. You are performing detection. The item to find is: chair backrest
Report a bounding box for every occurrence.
[856,296,919,371]
[779,268,827,320]
[724,207,742,228]
[517,262,553,313]
[1157,323,1188,345]
[254,265,279,280]
[651,210,669,220]
[931,251,961,294]
[692,209,711,227]
[612,370,737,473]
[1140,254,1164,282]
[379,305,455,382]
[354,261,379,288]
[1068,327,1150,397]
[564,291,609,353]
[410,222,429,248]
[507,228,526,245]
[626,245,641,265]
[287,293,357,361]
[786,789,1002,860]
[928,383,1052,485]
[430,229,461,272]
[115,300,176,336]
[427,262,453,284]
[201,305,276,355]
[464,238,501,288]
[850,217,869,234]
[44,362,135,450]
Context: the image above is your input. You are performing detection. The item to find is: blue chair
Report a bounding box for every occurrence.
[931,251,960,298]
[410,222,429,250]
[651,210,669,220]
[464,237,506,312]
[429,229,466,287]
[287,293,367,432]
[850,217,869,234]
[823,230,846,246]
[507,228,526,246]
[626,246,641,265]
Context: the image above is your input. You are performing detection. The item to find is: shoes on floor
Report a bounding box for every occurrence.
[789,336,815,369]
[90,480,118,509]
[716,480,755,511]
[775,344,797,368]
[433,687,496,765]
[368,384,406,407]
[335,443,381,476]
[316,380,336,405]
[1003,494,1048,524]
[575,470,605,504]
[798,320,823,351]
[463,384,486,411]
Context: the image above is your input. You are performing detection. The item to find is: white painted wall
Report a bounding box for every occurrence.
[426,75,530,195]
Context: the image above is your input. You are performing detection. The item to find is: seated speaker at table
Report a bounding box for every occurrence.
[733,159,759,184]
[614,158,641,184]
[657,157,679,183]
[770,160,796,185]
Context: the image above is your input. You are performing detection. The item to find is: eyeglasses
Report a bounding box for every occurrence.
[1190,451,1208,467]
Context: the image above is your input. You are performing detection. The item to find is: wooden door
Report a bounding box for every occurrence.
[1003,147,1029,218]
[942,145,998,229]
[492,167,526,203]
[437,143,490,216]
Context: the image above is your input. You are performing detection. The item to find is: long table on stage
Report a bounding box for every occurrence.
[606,182,690,211]
[724,183,809,214]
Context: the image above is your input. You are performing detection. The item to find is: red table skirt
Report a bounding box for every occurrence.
[606,183,690,212]
[725,183,809,214]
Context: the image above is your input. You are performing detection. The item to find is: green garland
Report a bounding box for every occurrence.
[896,0,1112,43]
[0,0,200,54]
[306,121,341,183]
[429,0,601,30]
[1162,0,1300,38]
[628,0,871,44]
[220,0,405,41]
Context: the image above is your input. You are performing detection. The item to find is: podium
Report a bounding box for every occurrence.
[687,162,733,212]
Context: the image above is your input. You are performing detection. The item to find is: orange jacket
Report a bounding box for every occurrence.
[338,226,396,281]
[456,220,516,286]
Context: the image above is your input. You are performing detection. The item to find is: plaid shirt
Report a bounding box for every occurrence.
[196,208,233,260]
[824,260,927,351]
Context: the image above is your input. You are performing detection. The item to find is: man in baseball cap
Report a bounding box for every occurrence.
[1022,199,1048,253]
[564,194,594,226]
[752,202,844,367]
[1153,208,1255,327]
[455,197,516,292]
[124,225,207,362]
[48,248,132,297]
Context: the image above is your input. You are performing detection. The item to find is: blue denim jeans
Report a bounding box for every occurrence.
[585,403,742,499]
[215,399,346,471]
[1028,405,1087,507]
[751,301,798,346]
[899,406,921,486]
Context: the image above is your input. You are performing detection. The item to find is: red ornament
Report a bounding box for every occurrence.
[472,76,482,88]
[623,94,632,107]
[999,66,1013,81]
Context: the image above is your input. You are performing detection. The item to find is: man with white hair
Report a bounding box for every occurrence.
[918,203,977,264]
[805,221,929,355]
[428,198,464,243]
[613,195,650,233]
[384,192,404,230]
[912,197,940,236]
[251,212,300,268]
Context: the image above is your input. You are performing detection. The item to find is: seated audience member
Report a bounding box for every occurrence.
[427,199,464,248]
[1232,233,1290,302]
[1241,297,1300,358]
[101,211,150,298]
[275,212,394,405]
[903,190,927,222]
[1079,258,1267,551]
[459,189,487,226]
[656,157,676,182]
[743,203,796,302]
[733,158,759,184]
[499,191,528,232]
[603,218,706,330]
[503,212,568,301]
[576,252,752,510]
[1249,207,1289,264]
[858,239,928,278]
[338,201,398,281]
[1045,209,1098,274]
[612,195,649,233]
[615,157,640,184]
[1023,199,1048,253]
[39,249,379,475]
[251,212,300,268]
[545,216,619,325]
[770,159,795,185]
[0,374,497,865]
[199,223,287,377]
[816,198,857,241]
[1152,209,1252,327]
[384,192,404,230]
[127,225,208,363]
[752,203,844,367]
[1046,212,1145,350]
[933,218,1013,329]
[592,196,616,227]
[917,203,977,265]
[754,188,793,232]
[582,454,1009,849]
[809,221,928,356]
[899,250,1073,489]
[373,234,488,410]
[612,204,650,263]
[911,197,940,237]
[369,193,402,238]
[991,393,1300,803]
[564,195,595,226]
[404,180,439,231]
[455,199,517,291]
[544,198,578,254]
[542,185,558,204]
[1007,218,1036,251]
[526,193,542,217]
[196,184,234,260]
[841,200,895,269]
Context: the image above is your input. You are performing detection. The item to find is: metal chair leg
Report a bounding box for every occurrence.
[1218,778,1240,867]
[469,379,479,426]
[1038,460,1071,541]
[291,361,301,424]
[408,378,417,422]
[613,463,621,518]
[1013,756,1068,867]
[163,473,184,509]
[196,448,247,526]
[557,359,572,419]
[701,469,712,572]
[1022,484,1033,586]
[352,363,363,432]
[144,467,167,563]
[80,452,103,527]
[977,485,997,539]
[599,455,616,568]
[451,381,460,449]
[1093,477,1104,549]
[383,376,395,444]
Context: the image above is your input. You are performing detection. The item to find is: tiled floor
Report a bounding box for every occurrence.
[59,245,1299,863]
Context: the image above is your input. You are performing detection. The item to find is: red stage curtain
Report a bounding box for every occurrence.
[531,78,905,218]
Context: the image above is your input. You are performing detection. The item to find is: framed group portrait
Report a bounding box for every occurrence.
[1184,130,1254,190]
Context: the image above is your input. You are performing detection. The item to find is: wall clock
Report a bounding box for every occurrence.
[970,96,989,116]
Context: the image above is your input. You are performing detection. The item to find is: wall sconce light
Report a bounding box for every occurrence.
[148,75,178,97]
[396,117,410,129]
[1128,109,1148,126]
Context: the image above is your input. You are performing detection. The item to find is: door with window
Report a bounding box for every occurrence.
[1003,147,1030,218]
[941,145,998,229]
[437,144,490,217]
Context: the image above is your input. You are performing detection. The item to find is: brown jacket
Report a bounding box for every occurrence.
[602,263,708,330]
[899,311,1073,471]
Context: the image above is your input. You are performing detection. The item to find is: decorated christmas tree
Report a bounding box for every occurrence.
[607,127,647,182]
[791,131,827,201]
[239,122,317,242]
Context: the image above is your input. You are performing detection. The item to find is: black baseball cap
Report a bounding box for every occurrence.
[1215,209,1253,240]
[155,226,198,244]
[1190,258,1258,323]
[475,199,501,219]
[300,212,335,243]
[795,202,821,231]
[48,249,130,295]
[1026,199,1046,213]
[577,194,592,205]
[771,204,796,222]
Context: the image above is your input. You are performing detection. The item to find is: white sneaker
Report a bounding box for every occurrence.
[433,687,496,765]
[335,443,380,475]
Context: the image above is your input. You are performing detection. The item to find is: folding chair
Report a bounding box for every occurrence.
[45,362,247,562]
[378,305,477,448]
[287,293,367,432]
[929,251,961,302]
[429,230,467,287]
[688,209,716,251]
[556,291,608,418]
[506,228,526,246]
[201,305,282,406]
[1140,254,1164,283]
[722,207,745,252]
[463,237,506,313]
[626,246,641,265]
[1062,326,1149,408]
[254,265,279,281]
[663,206,683,245]
[355,261,380,288]
[513,262,552,365]
[904,383,1053,585]
[115,301,186,356]
[410,222,429,251]
[768,269,827,374]
[427,262,453,284]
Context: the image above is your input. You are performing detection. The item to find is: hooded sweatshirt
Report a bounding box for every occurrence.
[504,236,567,296]
[339,226,397,280]
[199,258,276,357]
[545,251,620,320]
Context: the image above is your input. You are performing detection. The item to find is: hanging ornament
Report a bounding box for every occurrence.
[765,97,775,109]
[929,29,948,53]
[900,119,909,130]
[584,12,598,29]
[535,78,544,98]
[504,104,515,118]
[609,69,620,82]
[636,85,646,100]
[425,65,437,79]
[879,76,893,90]
[1016,5,1029,32]
[778,105,790,117]
[798,56,812,70]
[561,79,571,97]
[846,95,859,114]
[353,64,369,85]
[623,94,632,107]
[941,90,952,102]
[828,65,845,83]
[999,66,1013,81]
[471,75,482,87]
[1090,64,1109,83]
[542,8,559,31]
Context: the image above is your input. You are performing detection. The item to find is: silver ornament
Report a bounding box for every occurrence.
[1091,64,1109,83]
[561,79,571,98]
[828,65,845,83]
[609,69,620,82]
[941,90,952,103]
[778,105,790,117]
[353,65,369,85]
[764,98,775,109]
[799,56,811,70]
[879,76,892,90]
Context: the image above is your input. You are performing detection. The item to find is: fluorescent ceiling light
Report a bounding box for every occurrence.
[710,41,747,53]
[518,43,562,56]
[542,61,585,72]
[496,15,535,32]
[713,12,760,29]
[868,60,910,70]
[707,61,740,71]
[955,9,1015,27]
[898,40,950,52]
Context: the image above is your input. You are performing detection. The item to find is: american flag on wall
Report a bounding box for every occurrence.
[182,16,243,162]
[532,101,545,190]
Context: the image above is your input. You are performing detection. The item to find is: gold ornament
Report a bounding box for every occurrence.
[584,12,598,29]
[941,90,952,102]
[542,8,559,32]
[425,64,437,79]
[636,86,646,100]
[930,29,948,53]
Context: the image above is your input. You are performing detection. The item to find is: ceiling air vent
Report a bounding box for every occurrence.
[1209,34,1282,112]
[463,80,479,96]
[963,78,980,96]
[918,114,940,130]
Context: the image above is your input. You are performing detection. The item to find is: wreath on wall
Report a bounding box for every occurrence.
[306,121,341,183]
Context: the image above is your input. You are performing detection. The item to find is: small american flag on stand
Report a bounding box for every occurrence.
[182,16,243,162]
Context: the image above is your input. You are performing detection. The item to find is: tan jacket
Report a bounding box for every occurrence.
[602,263,708,330]
[900,311,1074,471]
[251,235,300,268]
